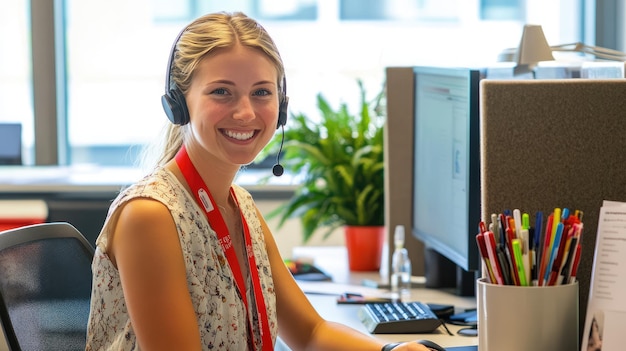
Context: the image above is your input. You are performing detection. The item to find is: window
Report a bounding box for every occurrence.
[63,0,317,166]
[11,0,616,168]
[340,0,461,21]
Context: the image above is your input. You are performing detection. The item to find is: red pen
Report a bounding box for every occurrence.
[484,231,504,285]
[538,214,554,286]
[479,221,487,235]
[476,233,497,284]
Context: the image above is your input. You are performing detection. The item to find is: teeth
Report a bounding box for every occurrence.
[223,130,254,140]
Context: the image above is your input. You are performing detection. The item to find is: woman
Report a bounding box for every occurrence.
[85,11,429,351]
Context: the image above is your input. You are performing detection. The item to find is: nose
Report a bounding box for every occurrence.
[233,96,255,122]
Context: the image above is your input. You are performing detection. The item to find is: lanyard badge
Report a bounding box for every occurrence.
[175,146,273,350]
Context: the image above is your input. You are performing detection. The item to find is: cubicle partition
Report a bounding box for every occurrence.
[384,67,425,279]
[479,78,626,341]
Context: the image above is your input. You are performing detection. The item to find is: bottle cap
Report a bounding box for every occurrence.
[394,225,405,248]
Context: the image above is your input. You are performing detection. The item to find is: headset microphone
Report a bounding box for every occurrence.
[272,124,285,177]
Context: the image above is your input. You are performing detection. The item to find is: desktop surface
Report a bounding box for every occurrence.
[293,246,478,349]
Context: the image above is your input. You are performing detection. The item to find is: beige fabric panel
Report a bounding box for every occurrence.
[384,67,425,278]
[480,78,626,340]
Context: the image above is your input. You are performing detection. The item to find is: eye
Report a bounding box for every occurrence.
[253,89,272,97]
[211,88,229,95]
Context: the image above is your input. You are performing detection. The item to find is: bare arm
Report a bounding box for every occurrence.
[257,208,429,351]
[108,198,201,351]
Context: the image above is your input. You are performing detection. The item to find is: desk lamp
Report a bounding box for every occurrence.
[513,24,555,75]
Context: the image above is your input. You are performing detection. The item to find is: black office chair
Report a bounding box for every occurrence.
[0,222,95,351]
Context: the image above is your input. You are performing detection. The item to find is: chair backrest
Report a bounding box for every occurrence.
[0,222,95,351]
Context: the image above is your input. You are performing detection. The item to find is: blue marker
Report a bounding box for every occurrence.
[561,208,569,221]
[544,222,564,284]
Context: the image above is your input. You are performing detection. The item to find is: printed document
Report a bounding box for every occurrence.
[581,200,626,351]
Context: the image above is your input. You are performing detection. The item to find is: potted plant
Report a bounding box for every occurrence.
[261,80,386,271]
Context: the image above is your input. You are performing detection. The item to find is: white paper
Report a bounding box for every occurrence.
[581,200,626,351]
[296,281,390,298]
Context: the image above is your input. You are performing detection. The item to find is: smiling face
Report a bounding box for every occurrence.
[183,44,280,170]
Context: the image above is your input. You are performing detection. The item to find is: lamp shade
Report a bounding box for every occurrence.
[515,24,554,65]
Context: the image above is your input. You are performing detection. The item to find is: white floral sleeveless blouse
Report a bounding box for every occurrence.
[85,168,277,350]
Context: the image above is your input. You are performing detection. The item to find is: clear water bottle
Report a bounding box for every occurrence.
[391,225,411,301]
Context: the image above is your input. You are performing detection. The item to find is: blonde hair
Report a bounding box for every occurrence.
[145,11,285,169]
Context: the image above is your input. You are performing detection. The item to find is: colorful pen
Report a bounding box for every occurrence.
[533,211,543,283]
[475,209,583,286]
[506,227,521,285]
[512,239,528,286]
[496,245,512,285]
[489,213,500,244]
[498,214,507,247]
[544,222,564,285]
[476,233,497,284]
[529,227,537,285]
[484,231,504,285]
[513,209,523,239]
[547,225,568,286]
[568,244,582,284]
[550,208,562,249]
[520,227,531,286]
[538,214,554,286]
[559,236,578,285]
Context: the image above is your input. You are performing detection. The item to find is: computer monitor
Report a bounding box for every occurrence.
[411,66,483,296]
[0,123,22,165]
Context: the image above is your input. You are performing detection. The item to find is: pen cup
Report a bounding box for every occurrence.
[477,278,579,351]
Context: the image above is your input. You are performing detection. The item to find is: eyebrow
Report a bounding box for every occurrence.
[205,79,276,88]
[207,79,277,85]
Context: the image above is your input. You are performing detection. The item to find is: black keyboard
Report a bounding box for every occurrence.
[358,301,442,334]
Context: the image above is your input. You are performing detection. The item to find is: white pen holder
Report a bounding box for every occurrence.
[477,278,579,351]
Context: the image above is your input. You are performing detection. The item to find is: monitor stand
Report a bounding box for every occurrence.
[423,248,477,297]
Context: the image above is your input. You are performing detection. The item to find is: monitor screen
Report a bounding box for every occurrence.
[0,123,22,165]
[412,66,482,274]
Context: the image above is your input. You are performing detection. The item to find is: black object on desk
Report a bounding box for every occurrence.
[358,301,442,334]
[336,293,391,304]
[285,259,332,282]
[426,303,455,319]
[447,310,478,337]
[448,310,477,325]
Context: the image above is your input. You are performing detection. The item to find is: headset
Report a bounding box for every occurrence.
[160,28,289,128]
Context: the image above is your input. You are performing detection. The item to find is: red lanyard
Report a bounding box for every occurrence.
[175,146,273,350]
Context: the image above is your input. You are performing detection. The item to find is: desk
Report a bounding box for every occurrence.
[290,247,478,349]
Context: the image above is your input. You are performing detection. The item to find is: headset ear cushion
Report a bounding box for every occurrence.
[161,88,190,125]
[277,96,289,129]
